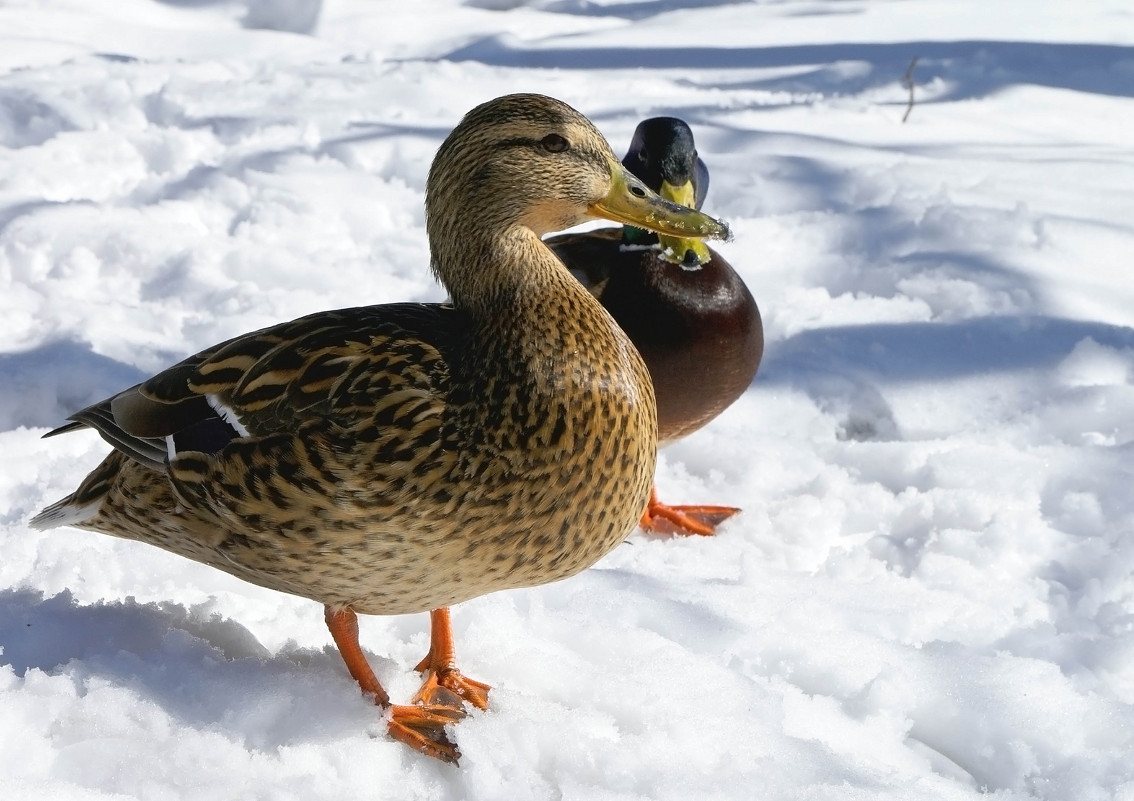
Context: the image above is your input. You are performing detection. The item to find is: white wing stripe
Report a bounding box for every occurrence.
[206,394,250,437]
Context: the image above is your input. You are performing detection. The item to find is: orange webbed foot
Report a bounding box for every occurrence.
[326,605,486,765]
[639,487,740,536]
[413,607,491,712]
[412,657,492,712]
[386,702,467,764]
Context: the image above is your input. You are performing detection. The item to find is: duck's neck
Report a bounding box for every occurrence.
[435,221,650,416]
[437,223,581,329]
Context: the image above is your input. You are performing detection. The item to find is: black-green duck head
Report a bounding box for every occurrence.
[620,117,713,268]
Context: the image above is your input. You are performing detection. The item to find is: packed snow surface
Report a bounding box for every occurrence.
[2,1,1133,798]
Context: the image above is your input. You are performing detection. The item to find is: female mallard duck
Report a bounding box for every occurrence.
[547,117,763,536]
[31,94,729,764]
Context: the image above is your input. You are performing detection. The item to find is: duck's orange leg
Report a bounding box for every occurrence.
[639,485,740,536]
[412,607,491,712]
[324,606,466,764]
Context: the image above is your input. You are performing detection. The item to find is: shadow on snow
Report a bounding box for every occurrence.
[761,314,1134,386]
[0,588,379,749]
[0,340,147,431]
[444,38,1134,102]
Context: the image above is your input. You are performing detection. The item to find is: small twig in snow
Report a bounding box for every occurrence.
[902,57,920,123]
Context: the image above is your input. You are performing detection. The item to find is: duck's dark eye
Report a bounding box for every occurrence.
[541,133,569,153]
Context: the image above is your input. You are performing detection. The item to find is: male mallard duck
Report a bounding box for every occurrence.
[30,94,729,764]
[547,117,763,536]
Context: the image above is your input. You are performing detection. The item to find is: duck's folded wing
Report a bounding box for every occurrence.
[46,303,460,473]
[45,391,172,470]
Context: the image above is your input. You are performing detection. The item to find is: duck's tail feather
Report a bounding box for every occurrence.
[29,452,122,530]
[29,495,99,530]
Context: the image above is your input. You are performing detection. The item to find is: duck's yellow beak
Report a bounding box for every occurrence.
[657,179,713,266]
[589,159,730,243]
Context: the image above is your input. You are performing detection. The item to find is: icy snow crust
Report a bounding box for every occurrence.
[2,1,1133,798]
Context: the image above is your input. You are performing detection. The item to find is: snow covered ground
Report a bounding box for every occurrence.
[3,0,1134,798]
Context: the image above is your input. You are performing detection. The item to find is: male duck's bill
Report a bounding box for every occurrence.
[656,178,713,266]
[589,157,731,242]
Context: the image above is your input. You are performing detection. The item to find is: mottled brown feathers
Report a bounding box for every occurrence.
[33,94,662,617]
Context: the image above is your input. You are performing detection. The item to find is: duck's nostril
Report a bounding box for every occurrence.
[630,186,646,198]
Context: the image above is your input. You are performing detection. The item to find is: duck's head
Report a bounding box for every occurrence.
[621,117,713,268]
[426,94,729,295]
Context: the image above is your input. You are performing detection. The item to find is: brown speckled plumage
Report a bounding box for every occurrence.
[49,298,655,614]
[32,95,730,761]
